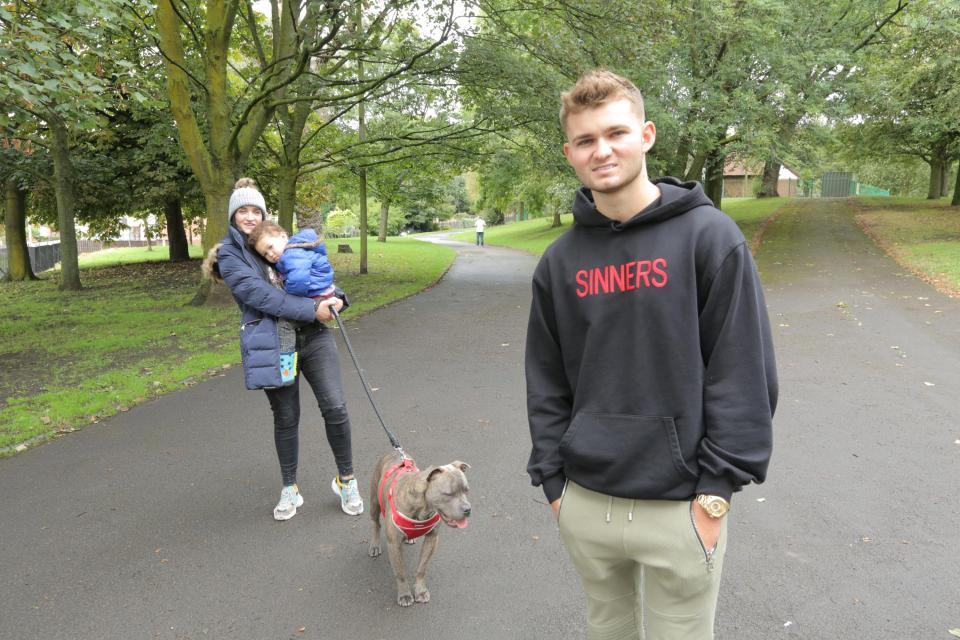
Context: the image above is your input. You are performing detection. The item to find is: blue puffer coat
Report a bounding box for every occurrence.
[217,225,320,390]
[277,229,335,297]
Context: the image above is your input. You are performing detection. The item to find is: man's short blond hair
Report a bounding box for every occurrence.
[560,69,646,133]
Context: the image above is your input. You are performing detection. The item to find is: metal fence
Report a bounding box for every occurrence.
[0,241,60,277]
[0,238,165,277]
[820,172,891,197]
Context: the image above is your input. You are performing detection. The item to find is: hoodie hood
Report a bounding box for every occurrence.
[572,177,715,231]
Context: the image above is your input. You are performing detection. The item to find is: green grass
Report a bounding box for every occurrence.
[722,197,790,247]
[450,215,574,255]
[77,245,205,267]
[852,197,960,295]
[451,197,789,257]
[0,236,455,454]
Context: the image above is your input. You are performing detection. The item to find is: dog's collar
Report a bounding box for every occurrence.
[379,458,441,540]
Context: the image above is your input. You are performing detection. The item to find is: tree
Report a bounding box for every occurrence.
[844,1,960,203]
[0,0,134,290]
[1,140,38,281]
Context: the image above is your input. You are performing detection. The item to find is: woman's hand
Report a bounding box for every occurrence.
[315,296,344,322]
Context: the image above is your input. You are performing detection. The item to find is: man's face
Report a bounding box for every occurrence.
[255,232,288,264]
[562,98,656,195]
[234,205,264,235]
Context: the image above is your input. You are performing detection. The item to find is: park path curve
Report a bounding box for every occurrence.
[731,198,960,639]
[1,201,958,639]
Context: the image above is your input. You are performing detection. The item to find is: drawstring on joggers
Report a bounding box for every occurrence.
[603,496,637,523]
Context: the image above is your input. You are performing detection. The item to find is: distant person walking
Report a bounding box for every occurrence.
[475,216,486,246]
[205,178,364,522]
[525,70,777,639]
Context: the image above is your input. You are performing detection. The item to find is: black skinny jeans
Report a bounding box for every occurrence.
[264,324,353,486]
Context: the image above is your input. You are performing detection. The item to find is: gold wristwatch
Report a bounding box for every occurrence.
[696,494,730,518]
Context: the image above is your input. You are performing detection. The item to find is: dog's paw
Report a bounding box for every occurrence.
[403,538,416,545]
[368,544,381,558]
[397,592,414,607]
[413,586,430,604]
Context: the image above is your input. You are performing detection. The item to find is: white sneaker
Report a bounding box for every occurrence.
[331,476,364,515]
[273,484,304,521]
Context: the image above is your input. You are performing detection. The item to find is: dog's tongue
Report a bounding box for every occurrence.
[450,518,468,529]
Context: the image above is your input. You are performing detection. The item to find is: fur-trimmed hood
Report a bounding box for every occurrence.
[201,243,224,283]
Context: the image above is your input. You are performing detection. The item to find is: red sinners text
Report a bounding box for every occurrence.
[575,258,668,298]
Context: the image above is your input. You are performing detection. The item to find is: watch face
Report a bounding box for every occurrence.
[699,495,729,517]
[707,501,726,517]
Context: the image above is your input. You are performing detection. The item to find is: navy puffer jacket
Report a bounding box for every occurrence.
[217,225,320,390]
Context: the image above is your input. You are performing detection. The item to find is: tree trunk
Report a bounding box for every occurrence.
[552,209,562,228]
[188,185,234,306]
[756,159,781,198]
[50,118,81,291]
[684,151,708,183]
[952,163,960,206]
[942,162,951,198]
[704,149,725,209]
[3,178,37,281]
[278,164,299,232]
[928,157,944,199]
[667,135,692,178]
[164,194,190,262]
[359,169,368,273]
[378,199,390,242]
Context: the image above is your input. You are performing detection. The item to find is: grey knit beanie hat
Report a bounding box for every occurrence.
[228,177,267,222]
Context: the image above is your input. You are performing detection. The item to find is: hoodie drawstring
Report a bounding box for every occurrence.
[605,495,613,523]
[628,499,635,522]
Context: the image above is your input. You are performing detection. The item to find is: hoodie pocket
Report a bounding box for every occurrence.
[559,413,697,498]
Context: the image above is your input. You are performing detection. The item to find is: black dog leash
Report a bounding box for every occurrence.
[330,306,404,453]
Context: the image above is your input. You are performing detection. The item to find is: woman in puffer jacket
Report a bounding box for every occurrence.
[204,177,365,522]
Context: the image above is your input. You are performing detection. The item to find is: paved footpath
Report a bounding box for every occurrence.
[1,202,958,639]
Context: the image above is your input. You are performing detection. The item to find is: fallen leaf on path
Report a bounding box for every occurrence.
[756,498,766,502]
[784,621,793,627]
[531,535,540,542]
[954,440,960,445]
[297,626,306,634]
[923,382,936,387]
[41,416,51,425]
[948,629,960,638]
[500,343,510,347]
[370,387,379,391]
[15,444,27,453]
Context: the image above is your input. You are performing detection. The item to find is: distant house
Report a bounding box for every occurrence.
[722,159,800,198]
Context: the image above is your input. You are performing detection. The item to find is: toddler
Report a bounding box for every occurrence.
[248,220,338,383]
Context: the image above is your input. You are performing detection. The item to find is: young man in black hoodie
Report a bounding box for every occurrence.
[525,70,777,639]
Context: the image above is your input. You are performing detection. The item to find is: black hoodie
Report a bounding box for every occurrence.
[525,177,777,504]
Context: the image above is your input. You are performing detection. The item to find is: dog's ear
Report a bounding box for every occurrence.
[450,461,470,473]
[426,466,444,483]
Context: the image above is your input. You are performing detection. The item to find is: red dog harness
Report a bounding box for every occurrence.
[379,458,441,540]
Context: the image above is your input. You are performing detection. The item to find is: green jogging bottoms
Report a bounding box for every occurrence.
[558,481,728,640]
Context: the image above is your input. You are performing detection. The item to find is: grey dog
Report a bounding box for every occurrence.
[368,451,471,606]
